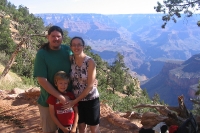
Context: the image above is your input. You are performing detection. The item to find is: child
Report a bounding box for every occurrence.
[47,71,78,133]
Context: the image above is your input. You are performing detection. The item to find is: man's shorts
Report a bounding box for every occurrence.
[38,104,57,132]
[78,98,100,125]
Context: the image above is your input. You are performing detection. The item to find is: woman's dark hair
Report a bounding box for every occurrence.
[40,26,63,50]
[70,36,85,46]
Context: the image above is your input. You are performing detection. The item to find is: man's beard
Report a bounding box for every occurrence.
[52,45,60,50]
[50,40,61,50]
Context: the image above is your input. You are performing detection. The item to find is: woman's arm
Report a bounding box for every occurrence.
[37,77,67,104]
[73,59,96,105]
[49,104,70,133]
[66,59,96,108]
[71,106,78,133]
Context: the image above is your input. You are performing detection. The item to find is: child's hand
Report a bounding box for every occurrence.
[70,127,77,133]
[61,127,71,133]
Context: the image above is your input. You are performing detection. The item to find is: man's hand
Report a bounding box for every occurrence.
[58,95,68,105]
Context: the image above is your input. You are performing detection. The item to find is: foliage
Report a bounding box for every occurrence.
[154,0,200,28]
[152,92,162,104]
[0,63,32,90]
[0,52,9,66]
[62,29,71,45]
[191,80,200,115]
[99,88,154,113]
[83,44,155,112]
[195,80,200,96]
[0,0,46,80]
[0,17,15,55]
[11,49,36,77]
[108,53,128,94]
[142,88,149,98]
[84,45,110,91]
[191,103,200,115]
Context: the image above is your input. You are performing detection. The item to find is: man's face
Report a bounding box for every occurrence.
[47,30,63,50]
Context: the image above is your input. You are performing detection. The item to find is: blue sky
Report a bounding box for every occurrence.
[8,0,162,14]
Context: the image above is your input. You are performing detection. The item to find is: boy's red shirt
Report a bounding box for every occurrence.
[47,92,77,126]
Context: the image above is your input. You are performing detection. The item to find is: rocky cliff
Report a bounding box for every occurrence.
[141,54,200,109]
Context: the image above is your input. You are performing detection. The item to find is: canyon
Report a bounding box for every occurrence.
[36,13,200,109]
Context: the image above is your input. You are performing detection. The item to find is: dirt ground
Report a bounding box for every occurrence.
[0,89,142,133]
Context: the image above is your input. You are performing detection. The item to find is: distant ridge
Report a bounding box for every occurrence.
[141,54,200,109]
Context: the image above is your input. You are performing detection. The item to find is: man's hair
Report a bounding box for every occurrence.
[47,25,63,36]
[40,25,63,50]
[54,71,70,85]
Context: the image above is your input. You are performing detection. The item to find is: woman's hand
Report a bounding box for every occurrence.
[94,79,98,87]
[62,100,74,110]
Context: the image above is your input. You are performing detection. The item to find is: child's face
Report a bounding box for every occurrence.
[56,79,69,93]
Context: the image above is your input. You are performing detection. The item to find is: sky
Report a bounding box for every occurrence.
[8,0,163,14]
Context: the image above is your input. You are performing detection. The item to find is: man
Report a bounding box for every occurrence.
[34,25,72,133]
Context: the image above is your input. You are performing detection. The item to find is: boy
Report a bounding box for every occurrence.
[47,71,78,133]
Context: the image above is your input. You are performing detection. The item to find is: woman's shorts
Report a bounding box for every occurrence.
[78,98,100,125]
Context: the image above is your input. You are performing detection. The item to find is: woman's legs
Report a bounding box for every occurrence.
[78,123,87,133]
[78,98,100,133]
[89,124,100,133]
[78,123,100,133]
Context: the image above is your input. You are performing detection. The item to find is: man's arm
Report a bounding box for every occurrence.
[37,77,67,104]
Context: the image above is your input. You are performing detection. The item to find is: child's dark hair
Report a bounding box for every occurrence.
[40,25,63,50]
[70,36,85,46]
[54,71,70,85]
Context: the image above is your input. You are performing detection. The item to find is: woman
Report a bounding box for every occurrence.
[66,36,100,133]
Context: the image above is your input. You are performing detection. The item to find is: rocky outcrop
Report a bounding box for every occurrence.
[141,54,200,109]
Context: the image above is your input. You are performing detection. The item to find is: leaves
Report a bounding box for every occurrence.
[154,0,200,28]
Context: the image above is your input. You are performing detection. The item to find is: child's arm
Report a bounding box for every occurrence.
[49,104,70,133]
[71,106,79,133]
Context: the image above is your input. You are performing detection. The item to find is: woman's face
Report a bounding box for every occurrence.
[47,30,63,50]
[70,38,84,55]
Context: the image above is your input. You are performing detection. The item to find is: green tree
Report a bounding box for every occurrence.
[152,93,161,104]
[84,45,109,91]
[0,17,15,55]
[126,82,135,96]
[0,3,46,79]
[0,0,7,7]
[190,80,200,115]
[154,0,200,28]
[195,80,200,95]
[108,53,127,94]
